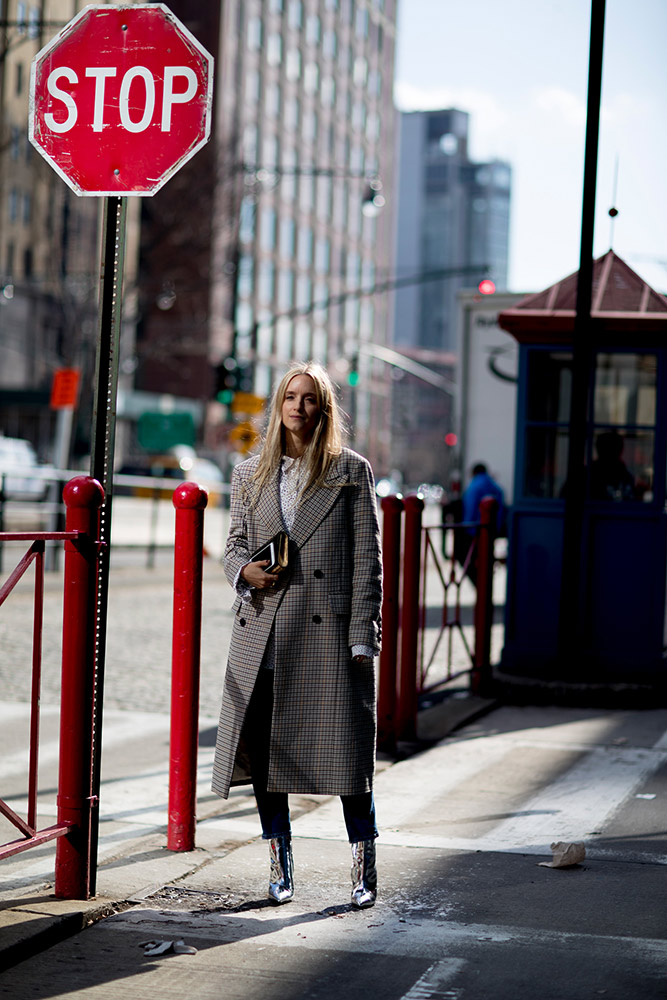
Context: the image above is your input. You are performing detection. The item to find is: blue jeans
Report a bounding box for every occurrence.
[244,668,378,843]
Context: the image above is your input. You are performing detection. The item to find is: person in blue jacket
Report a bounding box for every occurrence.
[460,463,505,584]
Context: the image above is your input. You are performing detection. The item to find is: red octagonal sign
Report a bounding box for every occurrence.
[29,4,214,196]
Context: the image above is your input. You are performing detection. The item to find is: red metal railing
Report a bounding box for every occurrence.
[378,495,498,748]
[0,476,103,900]
[168,482,208,852]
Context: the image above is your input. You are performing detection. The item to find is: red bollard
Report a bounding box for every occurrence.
[377,495,404,753]
[55,475,104,900]
[397,493,424,742]
[472,497,497,697]
[168,482,208,851]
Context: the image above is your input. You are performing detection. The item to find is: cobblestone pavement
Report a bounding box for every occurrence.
[0,497,503,715]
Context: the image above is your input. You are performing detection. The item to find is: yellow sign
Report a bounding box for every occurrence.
[229,421,259,454]
[231,392,265,415]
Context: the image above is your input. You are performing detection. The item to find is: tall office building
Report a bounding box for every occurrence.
[137,0,398,472]
[390,108,511,485]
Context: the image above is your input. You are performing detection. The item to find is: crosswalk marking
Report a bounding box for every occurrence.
[294,728,667,863]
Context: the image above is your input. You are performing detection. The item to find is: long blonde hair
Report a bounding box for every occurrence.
[252,362,345,497]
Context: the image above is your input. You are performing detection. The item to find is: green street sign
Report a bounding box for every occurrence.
[137,411,195,452]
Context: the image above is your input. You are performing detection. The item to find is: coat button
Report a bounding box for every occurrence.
[314,569,324,578]
[239,618,246,627]
[312,614,322,624]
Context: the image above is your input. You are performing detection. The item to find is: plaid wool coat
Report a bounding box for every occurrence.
[211,447,382,799]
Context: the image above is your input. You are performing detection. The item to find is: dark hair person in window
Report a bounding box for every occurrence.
[589,431,636,502]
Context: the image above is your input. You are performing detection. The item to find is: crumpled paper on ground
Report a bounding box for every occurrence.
[140,939,198,956]
[538,841,586,868]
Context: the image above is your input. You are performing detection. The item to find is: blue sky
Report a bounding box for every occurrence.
[394,0,667,295]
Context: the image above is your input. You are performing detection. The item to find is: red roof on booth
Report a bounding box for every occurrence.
[498,251,667,343]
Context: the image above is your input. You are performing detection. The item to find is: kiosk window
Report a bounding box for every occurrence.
[523,351,572,498]
[590,353,656,503]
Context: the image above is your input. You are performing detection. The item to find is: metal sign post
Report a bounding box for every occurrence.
[87,195,127,892]
[29,4,214,898]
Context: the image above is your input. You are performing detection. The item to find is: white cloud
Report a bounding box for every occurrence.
[532,86,587,128]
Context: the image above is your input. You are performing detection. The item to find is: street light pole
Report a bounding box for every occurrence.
[558,0,606,668]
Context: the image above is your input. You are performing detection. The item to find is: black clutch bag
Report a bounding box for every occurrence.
[250,531,289,573]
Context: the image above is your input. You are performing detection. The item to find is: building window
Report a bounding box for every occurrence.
[257,261,275,304]
[16,2,26,33]
[590,352,656,502]
[302,109,317,143]
[266,33,282,65]
[285,48,301,81]
[15,62,24,95]
[23,247,33,277]
[315,237,330,275]
[237,256,254,299]
[260,209,277,251]
[278,268,294,309]
[247,17,262,49]
[9,189,19,223]
[284,95,300,131]
[355,7,369,37]
[239,198,256,244]
[10,126,20,160]
[322,28,337,59]
[22,193,31,225]
[305,14,320,45]
[296,275,311,309]
[288,0,303,29]
[28,6,39,38]
[242,124,258,163]
[280,217,295,257]
[298,226,313,269]
[262,134,277,167]
[353,57,368,87]
[304,62,319,95]
[246,69,260,103]
[295,320,311,358]
[321,76,336,108]
[299,173,315,211]
[313,282,328,323]
[265,81,281,117]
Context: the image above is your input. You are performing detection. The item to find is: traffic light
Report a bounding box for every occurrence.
[347,355,360,387]
[478,278,496,295]
[214,357,239,403]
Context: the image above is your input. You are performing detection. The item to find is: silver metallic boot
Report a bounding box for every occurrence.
[350,839,377,909]
[268,833,294,904]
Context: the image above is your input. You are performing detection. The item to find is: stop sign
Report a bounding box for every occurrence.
[29,4,214,196]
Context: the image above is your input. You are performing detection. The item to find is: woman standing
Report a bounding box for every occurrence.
[212,362,382,908]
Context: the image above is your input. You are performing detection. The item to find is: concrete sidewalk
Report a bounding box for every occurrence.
[2,700,667,1000]
[0,691,496,973]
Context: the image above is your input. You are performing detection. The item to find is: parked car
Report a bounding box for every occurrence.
[115,446,224,500]
[0,436,53,500]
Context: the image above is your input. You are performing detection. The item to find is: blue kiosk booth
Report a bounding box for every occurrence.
[498,251,667,691]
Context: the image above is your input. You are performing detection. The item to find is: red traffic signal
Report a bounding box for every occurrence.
[445,432,458,447]
[478,279,496,295]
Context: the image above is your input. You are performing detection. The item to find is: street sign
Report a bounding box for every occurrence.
[229,421,259,454]
[50,368,80,408]
[230,392,266,415]
[28,4,214,196]
[137,411,195,452]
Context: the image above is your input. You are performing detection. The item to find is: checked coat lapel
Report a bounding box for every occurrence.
[289,466,349,549]
[249,466,285,540]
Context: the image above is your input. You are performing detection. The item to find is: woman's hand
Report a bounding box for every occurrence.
[241,559,280,590]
